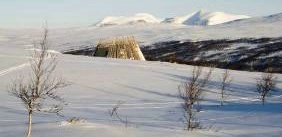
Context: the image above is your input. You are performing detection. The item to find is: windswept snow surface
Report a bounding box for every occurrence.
[0,42,282,137]
[96,13,161,27]
[163,11,250,26]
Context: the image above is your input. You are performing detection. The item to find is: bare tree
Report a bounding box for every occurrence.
[178,66,213,130]
[109,101,129,128]
[8,28,68,137]
[256,69,276,105]
[219,69,232,106]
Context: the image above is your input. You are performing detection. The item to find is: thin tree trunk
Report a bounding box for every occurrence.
[221,89,224,106]
[25,111,32,137]
[188,105,192,130]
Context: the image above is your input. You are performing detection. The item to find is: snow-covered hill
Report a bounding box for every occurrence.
[225,13,282,25]
[0,13,281,50]
[0,47,282,137]
[142,37,282,73]
[162,11,250,25]
[52,13,281,49]
[161,12,197,24]
[96,11,250,27]
[96,13,161,27]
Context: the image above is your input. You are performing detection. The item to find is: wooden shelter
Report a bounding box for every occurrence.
[94,36,145,61]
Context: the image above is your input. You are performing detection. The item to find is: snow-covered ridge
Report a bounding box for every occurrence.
[96,11,250,27]
[96,13,161,27]
[225,13,282,25]
[163,10,250,25]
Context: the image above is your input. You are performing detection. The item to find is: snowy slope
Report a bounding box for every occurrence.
[162,12,197,24]
[225,13,282,25]
[0,13,281,51]
[0,47,282,137]
[163,11,250,25]
[96,13,161,27]
[52,13,281,49]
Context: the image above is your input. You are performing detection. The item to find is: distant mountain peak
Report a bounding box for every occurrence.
[163,11,250,26]
[222,12,282,25]
[96,13,161,27]
[95,11,254,27]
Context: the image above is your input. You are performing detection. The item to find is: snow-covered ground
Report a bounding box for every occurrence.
[0,43,282,137]
[0,12,281,137]
[1,12,281,51]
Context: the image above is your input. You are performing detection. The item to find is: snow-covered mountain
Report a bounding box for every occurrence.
[162,11,250,25]
[95,13,161,27]
[225,13,282,25]
[161,12,197,24]
[96,11,250,27]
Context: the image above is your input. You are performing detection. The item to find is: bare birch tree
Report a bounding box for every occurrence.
[109,101,129,128]
[178,66,213,130]
[219,69,232,106]
[256,69,276,105]
[8,28,68,137]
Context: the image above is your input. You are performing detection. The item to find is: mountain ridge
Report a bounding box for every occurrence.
[95,13,161,27]
[96,11,252,27]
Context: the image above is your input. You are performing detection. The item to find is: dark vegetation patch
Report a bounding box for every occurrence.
[63,37,282,73]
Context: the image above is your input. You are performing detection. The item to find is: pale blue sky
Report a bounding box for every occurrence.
[0,0,281,28]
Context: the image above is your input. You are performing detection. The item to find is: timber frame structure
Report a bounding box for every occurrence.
[94,36,145,60]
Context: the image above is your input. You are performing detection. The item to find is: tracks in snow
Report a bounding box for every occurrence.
[0,63,29,77]
[0,54,30,77]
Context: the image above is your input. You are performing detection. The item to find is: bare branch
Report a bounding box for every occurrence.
[8,27,69,137]
[219,69,232,106]
[256,69,276,105]
[178,66,213,130]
